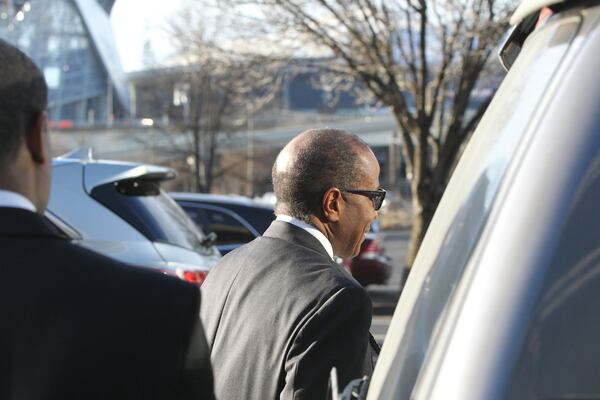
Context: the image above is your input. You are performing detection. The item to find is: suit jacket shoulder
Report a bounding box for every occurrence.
[0,207,215,400]
[201,220,372,400]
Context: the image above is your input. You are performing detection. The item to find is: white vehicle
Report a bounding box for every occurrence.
[47,150,221,287]
[341,0,600,399]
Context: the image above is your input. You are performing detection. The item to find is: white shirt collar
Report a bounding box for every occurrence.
[276,214,334,260]
[0,189,36,212]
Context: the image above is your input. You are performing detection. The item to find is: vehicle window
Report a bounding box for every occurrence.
[233,206,275,234]
[90,179,210,253]
[182,205,256,245]
[505,149,600,399]
[392,19,579,400]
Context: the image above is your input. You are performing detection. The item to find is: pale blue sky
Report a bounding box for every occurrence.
[111,0,187,72]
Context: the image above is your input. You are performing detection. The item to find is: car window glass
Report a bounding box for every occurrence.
[389,19,578,400]
[234,206,275,234]
[182,206,256,245]
[505,147,600,399]
[90,180,211,254]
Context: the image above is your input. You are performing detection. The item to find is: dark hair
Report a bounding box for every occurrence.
[0,39,47,166]
[272,128,371,222]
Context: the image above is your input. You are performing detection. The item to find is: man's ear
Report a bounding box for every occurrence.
[25,112,48,165]
[322,188,343,222]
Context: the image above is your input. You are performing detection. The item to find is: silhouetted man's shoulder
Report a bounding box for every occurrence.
[0,209,214,400]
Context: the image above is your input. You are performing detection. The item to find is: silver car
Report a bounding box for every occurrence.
[47,151,221,287]
[348,0,600,399]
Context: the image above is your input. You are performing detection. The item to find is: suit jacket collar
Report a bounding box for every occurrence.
[263,220,332,260]
[0,207,63,238]
[275,215,334,260]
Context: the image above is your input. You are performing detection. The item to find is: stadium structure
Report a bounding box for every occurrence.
[0,0,129,127]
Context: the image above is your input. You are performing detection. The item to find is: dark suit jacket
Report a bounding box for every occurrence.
[201,220,377,400]
[0,207,215,400]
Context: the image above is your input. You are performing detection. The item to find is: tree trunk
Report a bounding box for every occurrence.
[193,126,203,193]
[405,184,440,272]
[405,203,434,269]
[194,153,203,192]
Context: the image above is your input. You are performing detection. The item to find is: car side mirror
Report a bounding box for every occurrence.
[498,9,545,71]
[201,231,218,248]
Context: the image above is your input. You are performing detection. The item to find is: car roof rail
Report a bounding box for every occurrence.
[510,0,565,26]
[499,0,598,71]
[55,147,94,161]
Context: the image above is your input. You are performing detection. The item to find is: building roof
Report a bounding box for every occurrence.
[74,0,129,112]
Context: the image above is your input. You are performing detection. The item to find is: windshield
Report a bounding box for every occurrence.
[382,19,579,399]
[90,179,212,254]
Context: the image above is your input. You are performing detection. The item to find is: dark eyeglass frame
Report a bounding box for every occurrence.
[340,188,386,210]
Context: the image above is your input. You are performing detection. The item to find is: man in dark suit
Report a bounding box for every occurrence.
[201,128,384,399]
[0,40,215,400]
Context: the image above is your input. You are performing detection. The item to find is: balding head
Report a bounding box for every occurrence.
[272,128,372,222]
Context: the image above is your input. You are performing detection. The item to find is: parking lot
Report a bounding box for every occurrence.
[367,228,411,345]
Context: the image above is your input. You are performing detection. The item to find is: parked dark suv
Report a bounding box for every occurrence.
[170,193,276,255]
[172,192,392,286]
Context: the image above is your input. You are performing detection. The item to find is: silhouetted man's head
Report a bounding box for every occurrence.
[0,39,50,212]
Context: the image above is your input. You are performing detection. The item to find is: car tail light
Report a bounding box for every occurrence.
[182,270,207,286]
[161,262,211,287]
[160,265,209,287]
[174,268,208,287]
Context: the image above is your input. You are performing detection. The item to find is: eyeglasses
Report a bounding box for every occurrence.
[340,188,386,210]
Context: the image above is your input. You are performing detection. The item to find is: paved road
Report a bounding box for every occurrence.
[371,315,394,345]
[381,229,411,288]
[367,229,411,345]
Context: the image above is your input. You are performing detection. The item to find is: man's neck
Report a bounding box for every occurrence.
[275,215,334,260]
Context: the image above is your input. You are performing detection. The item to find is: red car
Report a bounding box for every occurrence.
[342,227,392,287]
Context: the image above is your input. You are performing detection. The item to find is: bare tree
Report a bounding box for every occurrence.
[165,8,282,193]
[216,0,514,268]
